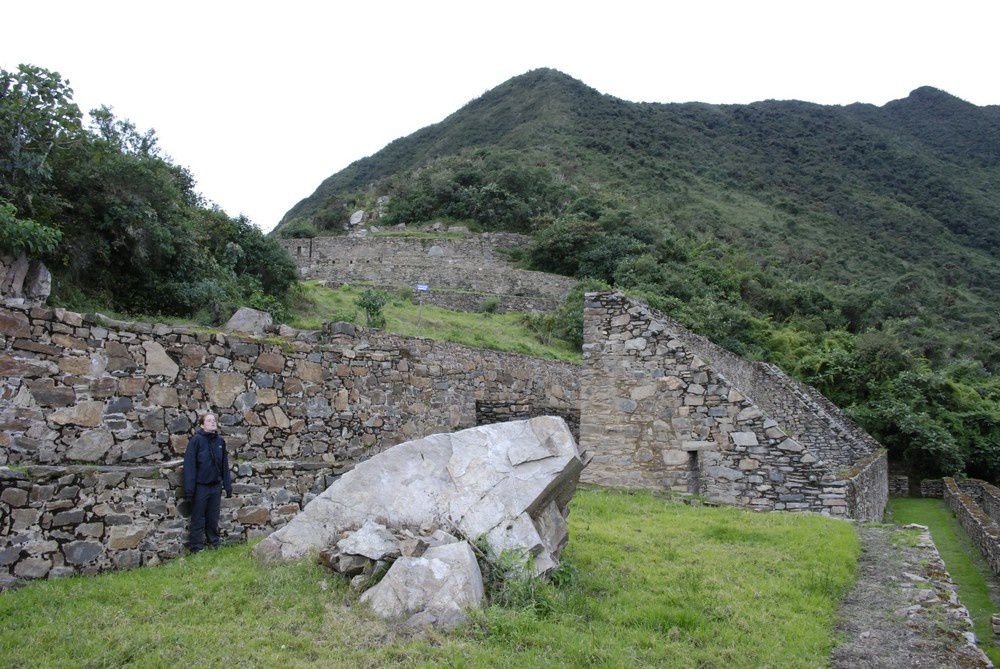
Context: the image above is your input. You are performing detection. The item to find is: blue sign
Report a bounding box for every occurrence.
[416,284,429,292]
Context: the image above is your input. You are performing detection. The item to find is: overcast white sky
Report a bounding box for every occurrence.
[5,1,998,232]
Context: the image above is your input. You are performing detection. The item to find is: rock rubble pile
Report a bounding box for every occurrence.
[254,416,588,626]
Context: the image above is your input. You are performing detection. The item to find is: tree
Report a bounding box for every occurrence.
[0,65,82,215]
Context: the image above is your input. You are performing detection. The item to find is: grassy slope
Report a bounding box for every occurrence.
[887,497,1000,664]
[0,489,858,668]
[288,281,580,363]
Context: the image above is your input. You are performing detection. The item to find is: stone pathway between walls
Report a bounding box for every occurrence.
[831,523,992,668]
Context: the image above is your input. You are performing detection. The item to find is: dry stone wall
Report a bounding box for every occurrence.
[943,478,1000,576]
[0,302,577,582]
[280,234,576,313]
[920,479,945,498]
[842,449,889,522]
[889,474,910,497]
[0,460,335,583]
[580,292,886,520]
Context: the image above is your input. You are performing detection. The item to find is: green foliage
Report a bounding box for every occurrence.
[354,288,389,328]
[0,199,61,256]
[480,296,501,314]
[0,64,296,323]
[277,217,318,238]
[0,64,82,215]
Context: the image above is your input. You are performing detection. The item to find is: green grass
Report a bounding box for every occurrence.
[288,281,580,362]
[0,488,858,668]
[888,497,1000,664]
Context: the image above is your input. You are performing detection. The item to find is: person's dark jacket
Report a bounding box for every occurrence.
[183,428,232,500]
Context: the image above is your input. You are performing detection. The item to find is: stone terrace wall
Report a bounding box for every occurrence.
[280,234,576,313]
[943,478,1000,576]
[580,292,864,516]
[976,481,1000,525]
[920,479,944,498]
[1,302,578,581]
[0,460,337,582]
[844,450,889,522]
[889,474,910,497]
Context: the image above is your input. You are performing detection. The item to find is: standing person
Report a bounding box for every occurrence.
[183,412,233,553]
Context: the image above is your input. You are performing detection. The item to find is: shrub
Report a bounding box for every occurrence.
[0,200,62,257]
[278,218,319,239]
[480,296,501,314]
[355,289,389,328]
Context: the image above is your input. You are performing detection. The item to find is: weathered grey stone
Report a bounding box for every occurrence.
[400,537,429,557]
[349,210,365,226]
[255,417,586,577]
[224,307,273,335]
[121,439,158,460]
[336,520,401,560]
[730,432,759,447]
[305,396,333,419]
[50,401,104,427]
[64,540,103,564]
[336,553,371,576]
[1,487,28,506]
[662,449,689,466]
[148,385,179,408]
[23,259,52,305]
[66,429,115,462]
[142,341,178,379]
[427,245,445,257]
[254,352,285,373]
[324,321,356,337]
[359,541,484,628]
[14,557,50,578]
[234,391,257,412]
[108,525,148,550]
[200,370,245,408]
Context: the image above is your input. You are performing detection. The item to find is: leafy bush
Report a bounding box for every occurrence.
[278,218,319,239]
[480,296,501,314]
[0,200,61,257]
[355,289,389,328]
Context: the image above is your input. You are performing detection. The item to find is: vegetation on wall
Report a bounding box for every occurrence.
[274,68,1000,482]
[0,64,296,323]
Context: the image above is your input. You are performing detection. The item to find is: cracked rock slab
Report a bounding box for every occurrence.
[253,416,588,576]
[359,541,484,627]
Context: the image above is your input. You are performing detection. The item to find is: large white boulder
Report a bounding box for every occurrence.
[359,541,484,628]
[254,416,587,576]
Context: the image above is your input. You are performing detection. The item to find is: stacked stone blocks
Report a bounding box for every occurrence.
[280,233,577,313]
[0,302,577,582]
[943,478,1000,576]
[580,292,887,520]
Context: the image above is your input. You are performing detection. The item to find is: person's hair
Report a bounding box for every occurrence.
[198,412,218,427]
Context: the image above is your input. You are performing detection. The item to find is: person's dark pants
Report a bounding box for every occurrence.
[189,481,222,552]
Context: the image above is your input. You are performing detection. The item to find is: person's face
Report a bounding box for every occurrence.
[202,414,218,432]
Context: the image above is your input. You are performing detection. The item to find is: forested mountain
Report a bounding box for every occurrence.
[276,69,1000,481]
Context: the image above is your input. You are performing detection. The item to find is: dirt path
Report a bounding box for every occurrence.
[831,523,991,668]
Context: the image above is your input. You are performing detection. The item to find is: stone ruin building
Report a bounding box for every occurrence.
[580,292,887,521]
[0,236,888,584]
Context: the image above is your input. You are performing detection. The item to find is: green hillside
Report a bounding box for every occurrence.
[275,69,1000,481]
